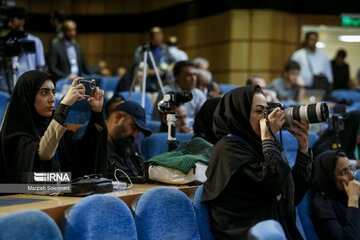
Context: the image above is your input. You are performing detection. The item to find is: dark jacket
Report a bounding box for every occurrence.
[48,40,91,79]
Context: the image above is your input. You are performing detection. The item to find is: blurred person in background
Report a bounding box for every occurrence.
[291,32,333,88]
[246,75,279,102]
[268,60,306,102]
[48,20,92,80]
[167,36,188,62]
[331,49,350,90]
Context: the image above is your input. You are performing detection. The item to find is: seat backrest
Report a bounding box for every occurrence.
[355,169,360,181]
[103,76,121,93]
[65,194,137,240]
[146,120,161,131]
[65,99,91,124]
[193,185,213,240]
[275,130,298,167]
[134,187,200,240]
[118,91,153,121]
[219,84,240,94]
[275,130,319,167]
[248,220,287,240]
[0,91,10,124]
[296,190,319,240]
[329,89,360,102]
[142,133,194,160]
[0,209,63,240]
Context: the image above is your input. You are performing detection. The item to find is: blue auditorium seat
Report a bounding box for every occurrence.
[65,99,91,124]
[65,194,137,240]
[0,91,10,124]
[275,130,319,167]
[134,187,200,240]
[248,220,287,240]
[102,76,121,93]
[142,133,194,160]
[355,169,360,182]
[193,185,213,240]
[329,89,360,103]
[219,84,240,94]
[146,120,161,131]
[118,91,153,121]
[297,190,319,240]
[0,210,63,240]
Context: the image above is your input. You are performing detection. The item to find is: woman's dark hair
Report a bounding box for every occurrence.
[334,151,347,164]
[105,94,125,117]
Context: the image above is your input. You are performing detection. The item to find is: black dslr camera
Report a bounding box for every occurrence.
[265,102,329,129]
[157,91,193,113]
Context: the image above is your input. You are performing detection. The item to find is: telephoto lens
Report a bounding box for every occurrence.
[283,102,329,128]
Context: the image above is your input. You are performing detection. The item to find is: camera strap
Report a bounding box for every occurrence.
[265,117,284,152]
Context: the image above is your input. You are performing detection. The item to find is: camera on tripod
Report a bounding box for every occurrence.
[328,104,346,132]
[157,91,193,152]
[0,30,35,57]
[157,91,193,114]
[265,102,329,129]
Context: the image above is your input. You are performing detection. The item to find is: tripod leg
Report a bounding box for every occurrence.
[141,51,148,108]
[128,64,139,100]
[148,51,165,95]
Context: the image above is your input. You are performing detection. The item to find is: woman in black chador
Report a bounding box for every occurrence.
[311,150,360,240]
[0,71,108,183]
[202,85,313,239]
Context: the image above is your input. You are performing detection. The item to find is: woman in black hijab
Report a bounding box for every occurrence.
[201,85,313,239]
[193,97,221,144]
[0,71,108,183]
[311,150,360,240]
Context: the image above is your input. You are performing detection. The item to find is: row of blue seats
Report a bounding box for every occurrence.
[0,187,209,240]
[0,185,295,240]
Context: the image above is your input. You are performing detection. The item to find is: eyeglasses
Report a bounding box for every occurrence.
[335,167,356,177]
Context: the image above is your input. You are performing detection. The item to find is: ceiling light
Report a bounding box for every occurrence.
[338,35,360,42]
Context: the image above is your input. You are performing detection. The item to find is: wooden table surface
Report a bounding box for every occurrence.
[0,184,198,226]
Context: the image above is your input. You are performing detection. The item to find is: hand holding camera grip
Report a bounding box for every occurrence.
[60,77,86,106]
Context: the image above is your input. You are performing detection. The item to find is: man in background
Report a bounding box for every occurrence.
[331,49,350,90]
[268,60,306,102]
[152,61,207,124]
[167,36,188,62]
[106,101,152,179]
[0,7,45,92]
[49,9,66,45]
[157,104,193,133]
[133,26,175,91]
[291,32,333,88]
[246,76,279,102]
[48,20,91,80]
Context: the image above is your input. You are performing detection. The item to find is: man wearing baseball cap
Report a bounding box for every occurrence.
[106,100,152,180]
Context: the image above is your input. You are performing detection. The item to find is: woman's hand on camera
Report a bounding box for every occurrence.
[286,120,309,154]
[60,77,85,106]
[260,107,285,140]
[87,82,104,112]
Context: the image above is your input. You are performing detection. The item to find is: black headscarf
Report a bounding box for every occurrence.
[4,70,55,134]
[312,150,348,203]
[0,71,56,182]
[193,97,221,144]
[202,85,300,239]
[213,85,263,153]
[202,85,266,202]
